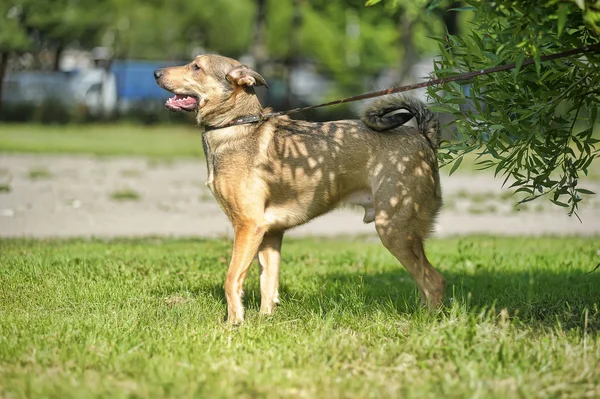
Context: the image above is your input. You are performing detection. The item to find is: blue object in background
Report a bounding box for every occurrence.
[111,60,182,101]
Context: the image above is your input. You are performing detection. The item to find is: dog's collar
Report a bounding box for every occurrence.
[204,113,271,132]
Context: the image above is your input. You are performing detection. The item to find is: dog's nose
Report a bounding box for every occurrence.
[154,69,164,80]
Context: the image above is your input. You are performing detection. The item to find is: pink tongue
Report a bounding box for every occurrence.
[167,95,198,107]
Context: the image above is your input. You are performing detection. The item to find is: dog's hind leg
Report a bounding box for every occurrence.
[373,204,445,309]
[258,231,283,315]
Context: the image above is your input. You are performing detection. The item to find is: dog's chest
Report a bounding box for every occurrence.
[203,145,233,217]
[201,139,243,218]
[202,135,217,192]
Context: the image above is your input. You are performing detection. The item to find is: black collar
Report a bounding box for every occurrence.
[204,114,269,132]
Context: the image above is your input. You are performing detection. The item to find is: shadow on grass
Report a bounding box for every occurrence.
[148,261,600,330]
[229,268,600,331]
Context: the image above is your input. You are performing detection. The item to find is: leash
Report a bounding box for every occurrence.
[206,43,600,131]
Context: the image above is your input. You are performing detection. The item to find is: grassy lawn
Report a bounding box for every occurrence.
[0,124,205,158]
[1,236,599,398]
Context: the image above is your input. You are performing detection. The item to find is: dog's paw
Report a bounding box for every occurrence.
[259,300,278,316]
[226,305,245,325]
[226,316,244,326]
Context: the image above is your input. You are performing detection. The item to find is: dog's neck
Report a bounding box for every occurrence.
[197,88,263,129]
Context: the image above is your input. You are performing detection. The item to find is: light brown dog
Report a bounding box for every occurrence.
[154,54,445,324]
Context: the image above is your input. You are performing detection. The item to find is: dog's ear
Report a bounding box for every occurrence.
[226,65,269,89]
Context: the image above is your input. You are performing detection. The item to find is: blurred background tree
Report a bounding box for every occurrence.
[0,0,110,110]
[104,0,255,60]
[22,0,110,70]
[0,0,452,114]
[0,1,29,111]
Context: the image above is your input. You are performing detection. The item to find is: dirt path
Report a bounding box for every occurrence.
[1,154,599,238]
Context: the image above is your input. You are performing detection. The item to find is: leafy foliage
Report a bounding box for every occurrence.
[0,3,29,52]
[104,0,255,60]
[0,0,444,97]
[427,1,600,216]
[23,0,110,50]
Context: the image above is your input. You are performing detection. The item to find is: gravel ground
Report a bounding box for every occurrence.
[1,154,599,238]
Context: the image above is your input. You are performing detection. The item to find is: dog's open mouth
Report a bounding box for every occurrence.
[165,94,199,112]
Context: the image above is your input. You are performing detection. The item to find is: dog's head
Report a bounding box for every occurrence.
[154,55,268,117]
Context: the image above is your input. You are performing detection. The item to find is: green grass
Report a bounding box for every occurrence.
[120,168,143,178]
[110,188,142,201]
[1,236,599,398]
[467,204,498,214]
[27,167,53,180]
[0,124,205,158]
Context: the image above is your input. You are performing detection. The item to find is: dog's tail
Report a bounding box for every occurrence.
[360,95,440,150]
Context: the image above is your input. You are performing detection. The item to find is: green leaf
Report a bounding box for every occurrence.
[448,6,476,12]
[531,45,541,77]
[515,187,533,194]
[557,3,568,37]
[577,188,596,195]
[448,156,464,175]
[426,0,443,14]
[428,104,458,113]
[590,104,598,125]
[550,199,569,207]
[446,97,467,105]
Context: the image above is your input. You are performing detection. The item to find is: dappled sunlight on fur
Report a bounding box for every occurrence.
[155,54,444,323]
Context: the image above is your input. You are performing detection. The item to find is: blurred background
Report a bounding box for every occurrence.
[0,0,467,124]
[1,0,599,239]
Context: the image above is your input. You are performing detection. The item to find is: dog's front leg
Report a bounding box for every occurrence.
[225,223,266,324]
[258,232,283,315]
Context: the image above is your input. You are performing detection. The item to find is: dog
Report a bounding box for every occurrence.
[154,54,445,324]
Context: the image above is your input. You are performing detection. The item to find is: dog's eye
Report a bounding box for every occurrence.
[192,64,202,72]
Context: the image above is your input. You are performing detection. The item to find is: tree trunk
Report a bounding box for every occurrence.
[397,11,416,84]
[284,0,302,109]
[53,42,64,71]
[443,2,461,35]
[252,0,268,73]
[0,52,8,115]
